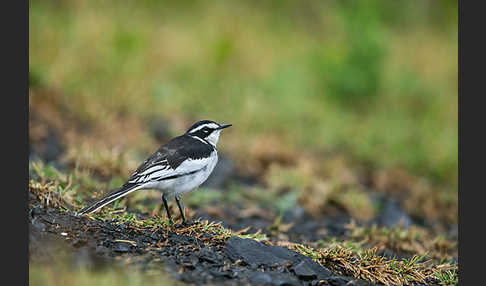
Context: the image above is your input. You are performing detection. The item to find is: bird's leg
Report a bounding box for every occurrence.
[161,194,174,225]
[175,195,187,224]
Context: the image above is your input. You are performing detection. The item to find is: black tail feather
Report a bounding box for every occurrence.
[76,183,141,216]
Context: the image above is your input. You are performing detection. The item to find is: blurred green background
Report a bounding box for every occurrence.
[29,0,457,223]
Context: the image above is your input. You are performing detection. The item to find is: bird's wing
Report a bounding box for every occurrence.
[126,135,215,184]
[127,153,172,184]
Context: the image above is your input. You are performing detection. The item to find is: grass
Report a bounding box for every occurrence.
[434,268,458,286]
[28,160,458,265]
[287,242,457,286]
[345,222,457,262]
[29,164,457,285]
[87,207,268,243]
[94,209,458,286]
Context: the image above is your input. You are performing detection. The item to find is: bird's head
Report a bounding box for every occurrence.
[186,120,232,146]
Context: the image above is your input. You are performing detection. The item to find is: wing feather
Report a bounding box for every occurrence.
[126,135,215,184]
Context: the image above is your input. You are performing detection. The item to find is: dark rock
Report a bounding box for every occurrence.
[201,154,235,189]
[179,254,199,269]
[298,261,332,281]
[150,232,162,241]
[42,215,57,225]
[209,269,234,279]
[377,199,412,228]
[249,272,273,284]
[168,234,194,245]
[249,271,302,286]
[198,246,223,264]
[225,236,293,266]
[327,275,351,286]
[29,205,43,219]
[224,237,332,280]
[290,260,317,280]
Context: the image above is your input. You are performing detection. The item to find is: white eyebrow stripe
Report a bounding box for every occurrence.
[189,123,219,133]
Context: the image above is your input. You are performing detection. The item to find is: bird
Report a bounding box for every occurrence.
[76,119,232,225]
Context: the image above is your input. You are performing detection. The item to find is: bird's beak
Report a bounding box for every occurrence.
[217,123,232,130]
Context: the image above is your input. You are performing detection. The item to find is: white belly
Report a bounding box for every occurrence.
[154,151,218,197]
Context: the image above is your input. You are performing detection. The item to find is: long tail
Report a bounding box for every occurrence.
[76,183,143,216]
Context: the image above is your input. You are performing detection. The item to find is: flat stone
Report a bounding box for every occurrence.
[198,246,223,264]
[224,237,333,281]
[225,236,293,266]
[290,260,317,280]
[249,271,302,286]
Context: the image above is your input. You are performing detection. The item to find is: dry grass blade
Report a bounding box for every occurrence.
[286,242,457,286]
[29,180,68,209]
[114,240,137,246]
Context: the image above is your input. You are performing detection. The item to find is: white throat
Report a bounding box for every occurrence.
[206,130,221,147]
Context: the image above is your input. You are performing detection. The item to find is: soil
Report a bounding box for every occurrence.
[29,195,378,286]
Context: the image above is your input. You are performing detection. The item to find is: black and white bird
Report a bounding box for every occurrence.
[76,120,232,224]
